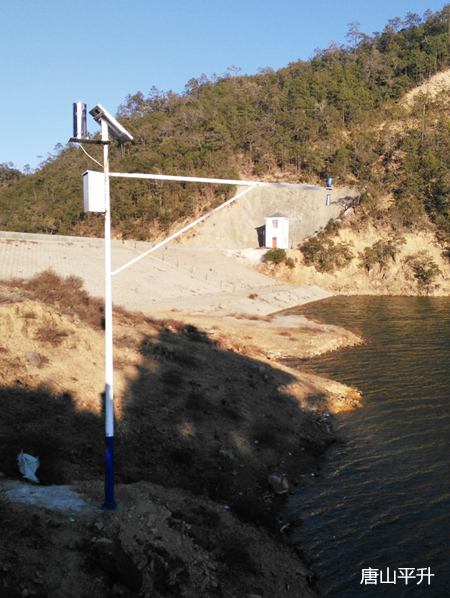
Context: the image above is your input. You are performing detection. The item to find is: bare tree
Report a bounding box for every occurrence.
[346,22,364,55]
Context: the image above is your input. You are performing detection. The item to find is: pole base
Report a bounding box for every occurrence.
[100,501,117,511]
[103,435,116,510]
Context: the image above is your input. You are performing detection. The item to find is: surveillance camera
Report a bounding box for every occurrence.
[89,104,133,143]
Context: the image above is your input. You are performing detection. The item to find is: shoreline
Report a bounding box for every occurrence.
[0,236,364,596]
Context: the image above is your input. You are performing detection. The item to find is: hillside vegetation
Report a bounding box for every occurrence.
[3,7,450,247]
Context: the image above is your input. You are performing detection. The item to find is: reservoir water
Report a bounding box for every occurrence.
[284,296,450,597]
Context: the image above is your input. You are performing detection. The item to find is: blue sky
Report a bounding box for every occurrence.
[1,0,447,172]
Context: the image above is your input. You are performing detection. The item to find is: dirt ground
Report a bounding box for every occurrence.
[0,272,362,598]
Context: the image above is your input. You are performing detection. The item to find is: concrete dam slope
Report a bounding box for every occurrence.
[0,233,331,315]
[179,185,360,249]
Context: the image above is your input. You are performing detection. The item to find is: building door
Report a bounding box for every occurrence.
[272,237,277,248]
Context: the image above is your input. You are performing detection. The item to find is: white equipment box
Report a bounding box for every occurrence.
[83,170,106,212]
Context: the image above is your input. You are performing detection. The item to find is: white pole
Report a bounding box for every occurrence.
[102,119,115,510]
[75,102,327,513]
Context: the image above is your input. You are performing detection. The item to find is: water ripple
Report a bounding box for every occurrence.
[284,297,450,598]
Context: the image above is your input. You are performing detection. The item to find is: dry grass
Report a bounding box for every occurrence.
[0,270,104,329]
[34,326,69,346]
[0,269,149,331]
[114,334,138,350]
[230,313,273,321]
[156,318,187,333]
[22,310,36,319]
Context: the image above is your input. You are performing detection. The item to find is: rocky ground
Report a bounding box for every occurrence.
[0,272,362,598]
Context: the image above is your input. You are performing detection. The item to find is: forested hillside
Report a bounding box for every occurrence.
[3,6,450,244]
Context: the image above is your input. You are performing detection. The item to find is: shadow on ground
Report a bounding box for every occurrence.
[0,320,333,528]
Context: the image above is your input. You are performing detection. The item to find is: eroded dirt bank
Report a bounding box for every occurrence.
[257,222,450,297]
[0,273,362,597]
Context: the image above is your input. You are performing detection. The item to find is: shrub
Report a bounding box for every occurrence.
[264,248,286,264]
[300,234,354,273]
[359,237,406,272]
[406,252,442,288]
[285,257,295,269]
[323,218,341,234]
[264,249,296,269]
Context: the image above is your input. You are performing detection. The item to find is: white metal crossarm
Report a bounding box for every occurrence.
[109,173,325,276]
[109,171,325,191]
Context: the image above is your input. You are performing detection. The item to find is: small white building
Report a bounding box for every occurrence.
[264,212,289,249]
